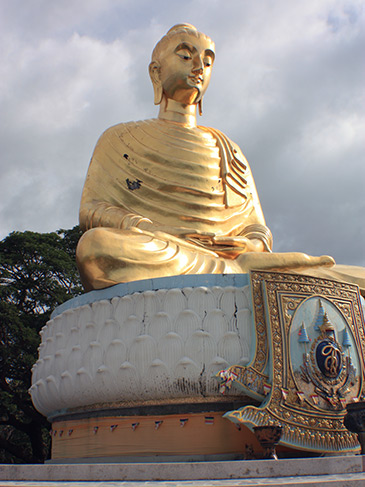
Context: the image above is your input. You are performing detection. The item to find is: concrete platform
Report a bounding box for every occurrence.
[1,473,365,487]
[1,455,365,486]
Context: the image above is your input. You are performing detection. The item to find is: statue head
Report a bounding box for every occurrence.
[149,24,215,111]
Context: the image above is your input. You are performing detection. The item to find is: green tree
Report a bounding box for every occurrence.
[0,226,83,463]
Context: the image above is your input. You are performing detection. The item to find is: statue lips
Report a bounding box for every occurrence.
[187,75,203,99]
[188,75,203,85]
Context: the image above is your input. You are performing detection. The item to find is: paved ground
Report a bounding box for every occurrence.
[2,456,365,486]
[1,472,365,487]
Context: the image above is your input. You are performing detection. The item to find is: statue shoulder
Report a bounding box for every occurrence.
[204,126,236,144]
[95,120,141,146]
[90,120,159,165]
[202,125,248,166]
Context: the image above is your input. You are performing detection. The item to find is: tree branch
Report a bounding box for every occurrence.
[0,435,37,463]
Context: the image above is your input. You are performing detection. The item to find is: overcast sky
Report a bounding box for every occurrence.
[0,0,364,266]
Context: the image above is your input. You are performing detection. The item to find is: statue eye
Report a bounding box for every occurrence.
[177,49,192,61]
[204,56,213,67]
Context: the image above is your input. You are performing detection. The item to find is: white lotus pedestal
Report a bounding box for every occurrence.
[30,274,260,462]
[30,271,365,462]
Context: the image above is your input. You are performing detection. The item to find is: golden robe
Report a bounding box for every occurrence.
[79,119,269,241]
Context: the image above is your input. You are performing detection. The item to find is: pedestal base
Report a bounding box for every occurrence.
[50,409,262,462]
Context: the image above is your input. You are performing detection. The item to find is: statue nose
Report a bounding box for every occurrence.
[192,56,204,73]
[192,66,203,75]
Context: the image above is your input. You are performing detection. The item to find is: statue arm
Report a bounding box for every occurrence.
[206,128,273,253]
[233,145,272,251]
[79,188,216,241]
[79,201,152,232]
[79,125,155,233]
[79,196,215,241]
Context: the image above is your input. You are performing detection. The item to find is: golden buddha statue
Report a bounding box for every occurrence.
[76,24,365,294]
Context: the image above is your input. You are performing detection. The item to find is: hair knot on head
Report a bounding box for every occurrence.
[151,23,214,64]
[166,23,198,35]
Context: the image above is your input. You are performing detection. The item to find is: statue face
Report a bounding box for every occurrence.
[158,34,215,105]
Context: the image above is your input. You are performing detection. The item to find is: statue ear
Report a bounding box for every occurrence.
[149,61,163,105]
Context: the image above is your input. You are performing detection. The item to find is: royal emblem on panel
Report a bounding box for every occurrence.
[295,299,358,410]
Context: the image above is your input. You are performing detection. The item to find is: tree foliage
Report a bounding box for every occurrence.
[0,226,83,463]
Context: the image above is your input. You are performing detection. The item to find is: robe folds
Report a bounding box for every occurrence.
[79,118,269,241]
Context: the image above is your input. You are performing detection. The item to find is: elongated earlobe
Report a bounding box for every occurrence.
[154,84,163,105]
[198,98,203,116]
[149,61,163,105]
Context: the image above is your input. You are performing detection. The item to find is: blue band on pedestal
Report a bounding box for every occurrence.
[51,273,250,318]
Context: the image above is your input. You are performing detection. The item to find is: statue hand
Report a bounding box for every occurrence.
[213,236,265,253]
[139,223,216,245]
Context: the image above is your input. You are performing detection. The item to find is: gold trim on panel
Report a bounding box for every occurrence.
[223,271,365,454]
